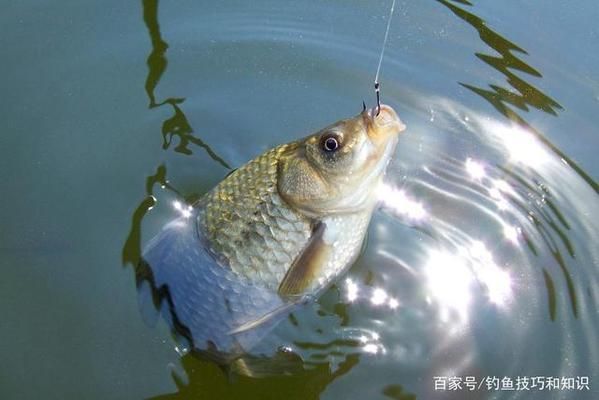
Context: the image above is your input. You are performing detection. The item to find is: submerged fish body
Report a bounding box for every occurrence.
[140,104,405,358]
[141,215,293,353]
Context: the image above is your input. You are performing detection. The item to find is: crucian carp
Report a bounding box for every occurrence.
[140,104,405,360]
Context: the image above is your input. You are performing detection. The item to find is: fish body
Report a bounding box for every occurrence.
[199,145,373,297]
[140,105,405,357]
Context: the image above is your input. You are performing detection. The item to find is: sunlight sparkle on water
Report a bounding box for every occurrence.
[345,278,359,302]
[495,179,515,195]
[489,179,515,211]
[425,251,473,320]
[363,343,380,354]
[489,187,501,200]
[468,241,513,306]
[485,121,550,167]
[476,263,512,306]
[465,158,485,180]
[503,224,520,243]
[343,278,400,310]
[377,184,426,221]
[172,200,192,218]
[371,288,388,305]
[469,240,493,262]
[358,330,385,355]
[425,242,513,320]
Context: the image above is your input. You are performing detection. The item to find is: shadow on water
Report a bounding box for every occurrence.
[437,0,597,320]
[123,164,168,268]
[142,0,230,167]
[148,353,360,400]
[123,0,230,271]
[382,385,417,400]
[438,0,597,194]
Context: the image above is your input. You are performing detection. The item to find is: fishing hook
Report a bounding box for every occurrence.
[375,82,381,116]
[373,0,395,117]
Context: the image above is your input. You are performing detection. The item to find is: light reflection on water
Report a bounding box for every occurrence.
[3,0,599,397]
[121,0,599,399]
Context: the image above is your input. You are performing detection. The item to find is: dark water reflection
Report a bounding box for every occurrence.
[149,353,363,400]
[122,0,598,399]
[142,0,231,166]
[1,0,598,399]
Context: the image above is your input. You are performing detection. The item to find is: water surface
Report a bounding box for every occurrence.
[1,0,598,399]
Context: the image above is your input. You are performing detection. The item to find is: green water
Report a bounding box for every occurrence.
[1,1,598,399]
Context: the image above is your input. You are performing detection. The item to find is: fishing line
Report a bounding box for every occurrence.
[373,0,396,115]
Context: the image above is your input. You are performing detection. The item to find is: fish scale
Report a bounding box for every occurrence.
[199,144,376,295]
[200,144,313,291]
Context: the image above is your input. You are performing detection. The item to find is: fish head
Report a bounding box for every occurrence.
[278,104,406,216]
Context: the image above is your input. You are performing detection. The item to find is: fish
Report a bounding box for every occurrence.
[139,104,405,366]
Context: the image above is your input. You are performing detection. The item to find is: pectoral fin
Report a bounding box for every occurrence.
[278,221,331,298]
[228,301,300,335]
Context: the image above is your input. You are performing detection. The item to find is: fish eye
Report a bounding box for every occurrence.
[321,133,340,152]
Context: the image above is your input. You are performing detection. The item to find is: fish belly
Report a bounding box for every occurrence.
[140,214,295,354]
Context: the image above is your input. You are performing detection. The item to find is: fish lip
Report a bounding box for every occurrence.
[364,104,406,137]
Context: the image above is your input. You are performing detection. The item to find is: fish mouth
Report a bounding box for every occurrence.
[365,104,406,142]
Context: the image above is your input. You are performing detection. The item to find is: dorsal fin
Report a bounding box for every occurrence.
[278,221,331,298]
